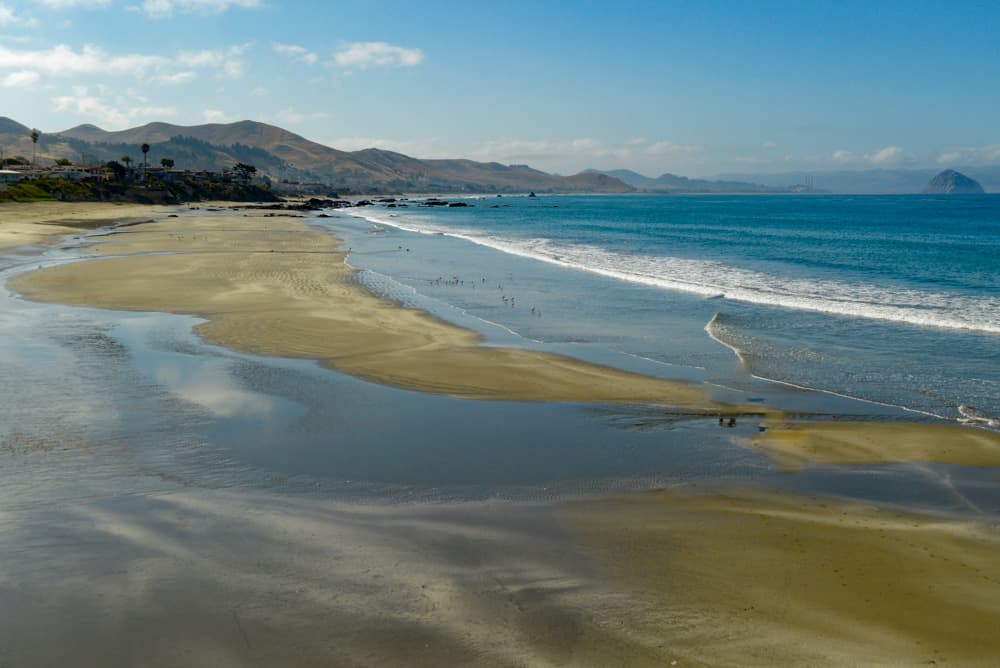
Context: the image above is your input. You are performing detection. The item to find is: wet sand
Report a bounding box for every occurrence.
[565,487,1000,666]
[3,481,998,667]
[753,420,1000,469]
[0,201,166,250]
[9,210,710,406]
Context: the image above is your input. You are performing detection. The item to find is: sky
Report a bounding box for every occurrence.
[1,0,999,177]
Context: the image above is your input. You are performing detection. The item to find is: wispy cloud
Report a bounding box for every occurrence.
[177,43,251,79]
[470,137,703,167]
[935,145,1000,166]
[38,0,112,8]
[202,109,230,123]
[52,86,176,128]
[0,42,252,83]
[1,69,40,88]
[0,2,36,26]
[869,145,905,166]
[273,107,328,124]
[0,43,164,77]
[324,136,705,173]
[333,42,424,68]
[155,70,196,85]
[272,42,317,65]
[135,0,261,19]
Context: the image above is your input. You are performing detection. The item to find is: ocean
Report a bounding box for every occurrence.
[329,194,1000,424]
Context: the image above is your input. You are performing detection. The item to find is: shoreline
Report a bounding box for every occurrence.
[7,206,713,406]
[7,202,1000,467]
[3,202,1000,664]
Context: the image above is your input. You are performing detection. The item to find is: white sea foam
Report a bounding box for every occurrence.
[347,210,1000,335]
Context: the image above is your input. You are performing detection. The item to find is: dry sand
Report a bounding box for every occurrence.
[9,209,711,405]
[565,487,1000,666]
[0,201,165,250]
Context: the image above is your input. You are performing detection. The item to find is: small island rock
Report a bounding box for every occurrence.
[923,169,985,194]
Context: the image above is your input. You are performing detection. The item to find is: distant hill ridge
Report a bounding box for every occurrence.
[1,116,633,195]
[715,167,1000,194]
[582,168,810,193]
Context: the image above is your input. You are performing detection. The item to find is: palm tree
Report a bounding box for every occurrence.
[30,129,39,167]
[141,143,150,176]
[121,155,132,169]
[160,158,174,169]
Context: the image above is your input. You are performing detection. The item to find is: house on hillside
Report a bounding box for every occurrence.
[0,169,24,191]
[49,166,106,182]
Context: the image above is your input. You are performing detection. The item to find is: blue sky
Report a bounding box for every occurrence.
[1,0,998,176]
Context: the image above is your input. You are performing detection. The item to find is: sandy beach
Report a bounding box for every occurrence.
[3,202,1000,666]
[9,208,711,406]
[9,204,1000,465]
[0,201,166,250]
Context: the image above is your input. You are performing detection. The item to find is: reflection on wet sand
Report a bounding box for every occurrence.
[565,488,1000,666]
[0,487,674,667]
[3,480,1000,666]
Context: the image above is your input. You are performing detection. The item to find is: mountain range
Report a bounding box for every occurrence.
[582,169,814,194]
[714,167,1000,194]
[0,117,631,195]
[4,116,996,194]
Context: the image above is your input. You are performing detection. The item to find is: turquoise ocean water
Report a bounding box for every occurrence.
[328,194,1000,424]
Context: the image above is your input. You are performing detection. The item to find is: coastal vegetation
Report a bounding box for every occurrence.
[1,173,278,204]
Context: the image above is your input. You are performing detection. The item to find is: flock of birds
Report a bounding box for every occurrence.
[425,272,543,317]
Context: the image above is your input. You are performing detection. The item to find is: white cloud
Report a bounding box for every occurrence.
[156,70,196,85]
[0,43,164,76]
[869,145,904,165]
[0,4,18,24]
[327,136,444,156]
[137,0,260,19]
[1,69,39,88]
[334,41,424,68]
[250,86,268,96]
[273,107,328,124]
[52,86,176,129]
[323,136,706,174]
[201,109,229,123]
[470,137,702,167]
[177,43,251,78]
[273,42,317,65]
[832,149,855,162]
[0,3,36,26]
[761,140,777,150]
[0,42,249,83]
[935,145,1000,166]
[646,140,702,156]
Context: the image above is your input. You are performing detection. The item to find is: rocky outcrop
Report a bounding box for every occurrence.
[923,170,985,194]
